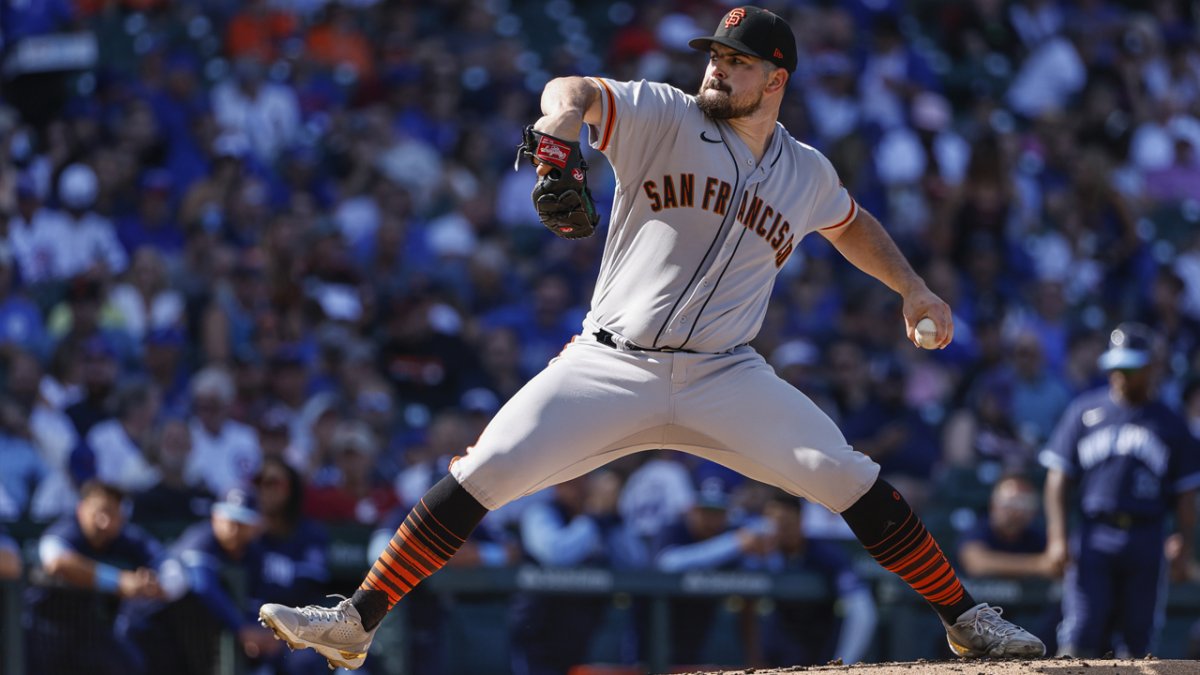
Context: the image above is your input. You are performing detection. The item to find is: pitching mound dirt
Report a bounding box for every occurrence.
[677,657,1200,674]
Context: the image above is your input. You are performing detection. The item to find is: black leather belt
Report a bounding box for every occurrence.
[1089,513,1161,529]
[593,329,696,353]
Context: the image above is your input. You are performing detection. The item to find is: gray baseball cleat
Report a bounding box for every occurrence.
[944,603,1046,658]
[259,595,378,670]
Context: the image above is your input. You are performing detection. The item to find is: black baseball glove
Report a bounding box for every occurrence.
[514,125,599,239]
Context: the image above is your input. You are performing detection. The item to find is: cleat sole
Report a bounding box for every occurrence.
[257,607,366,670]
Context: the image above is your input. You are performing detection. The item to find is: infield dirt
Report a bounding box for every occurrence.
[677,657,1200,675]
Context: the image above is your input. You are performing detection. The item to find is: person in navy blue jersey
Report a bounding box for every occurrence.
[957,473,1060,655]
[743,490,877,667]
[1041,322,1200,657]
[510,470,640,675]
[958,473,1054,579]
[252,456,331,674]
[651,476,773,667]
[25,480,166,675]
[125,487,281,674]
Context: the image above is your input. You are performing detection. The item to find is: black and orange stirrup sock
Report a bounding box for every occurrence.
[840,478,977,624]
[352,474,487,630]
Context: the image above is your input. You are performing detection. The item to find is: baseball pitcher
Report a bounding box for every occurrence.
[260,7,1045,669]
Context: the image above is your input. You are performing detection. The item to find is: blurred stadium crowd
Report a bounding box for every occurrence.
[1,0,1200,673]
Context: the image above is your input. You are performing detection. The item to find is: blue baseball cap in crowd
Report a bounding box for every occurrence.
[1097,322,1156,371]
[212,488,262,525]
[695,476,731,510]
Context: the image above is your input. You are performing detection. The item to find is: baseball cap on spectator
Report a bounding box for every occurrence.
[191,366,236,405]
[212,487,262,525]
[695,476,731,510]
[1097,322,1156,371]
[332,420,376,458]
[770,338,819,370]
[58,163,98,209]
[688,6,798,73]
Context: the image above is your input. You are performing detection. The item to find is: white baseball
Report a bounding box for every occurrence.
[915,317,938,349]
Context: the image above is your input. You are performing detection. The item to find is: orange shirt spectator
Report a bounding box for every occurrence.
[304,5,374,81]
[226,0,297,63]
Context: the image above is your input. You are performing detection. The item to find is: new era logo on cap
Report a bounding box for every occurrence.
[688,6,798,73]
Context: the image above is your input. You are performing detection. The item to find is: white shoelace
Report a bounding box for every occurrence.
[972,606,1019,638]
[298,594,351,625]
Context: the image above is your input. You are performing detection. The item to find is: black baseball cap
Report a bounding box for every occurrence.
[1098,322,1156,371]
[689,6,798,73]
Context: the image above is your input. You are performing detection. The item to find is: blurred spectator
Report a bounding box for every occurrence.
[831,347,940,509]
[0,247,47,356]
[132,417,215,527]
[958,474,1053,578]
[618,449,697,547]
[744,490,876,667]
[1007,331,1072,447]
[858,14,939,133]
[26,481,166,675]
[211,58,301,163]
[304,2,375,82]
[186,366,263,497]
[225,0,298,63]
[1006,31,1086,118]
[46,164,129,281]
[126,488,280,673]
[142,327,190,417]
[304,419,397,525]
[1143,134,1200,202]
[943,371,1034,471]
[114,170,186,260]
[0,394,49,518]
[0,523,19,579]
[106,247,185,342]
[769,337,837,417]
[251,456,331,674]
[510,471,638,675]
[69,378,161,494]
[6,172,63,285]
[653,476,773,666]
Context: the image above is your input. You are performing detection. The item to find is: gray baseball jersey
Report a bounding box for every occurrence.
[585,77,857,353]
[450,78,877,515]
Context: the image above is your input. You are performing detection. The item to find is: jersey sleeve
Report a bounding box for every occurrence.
[805,149,857,235]
[587,78,690,181]
[1040,398,1084,477]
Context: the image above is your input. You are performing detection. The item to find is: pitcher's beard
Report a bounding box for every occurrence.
[697,85,763,120]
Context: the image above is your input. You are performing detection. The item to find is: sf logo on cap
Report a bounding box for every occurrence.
[724,8,745,28]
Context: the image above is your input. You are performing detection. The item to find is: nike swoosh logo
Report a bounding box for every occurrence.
[700,131,722,143]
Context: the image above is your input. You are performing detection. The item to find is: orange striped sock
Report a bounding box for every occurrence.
[352,475,487,629]
[865,512,967,608]
[841,478,975,623]
[360,498,464,608]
